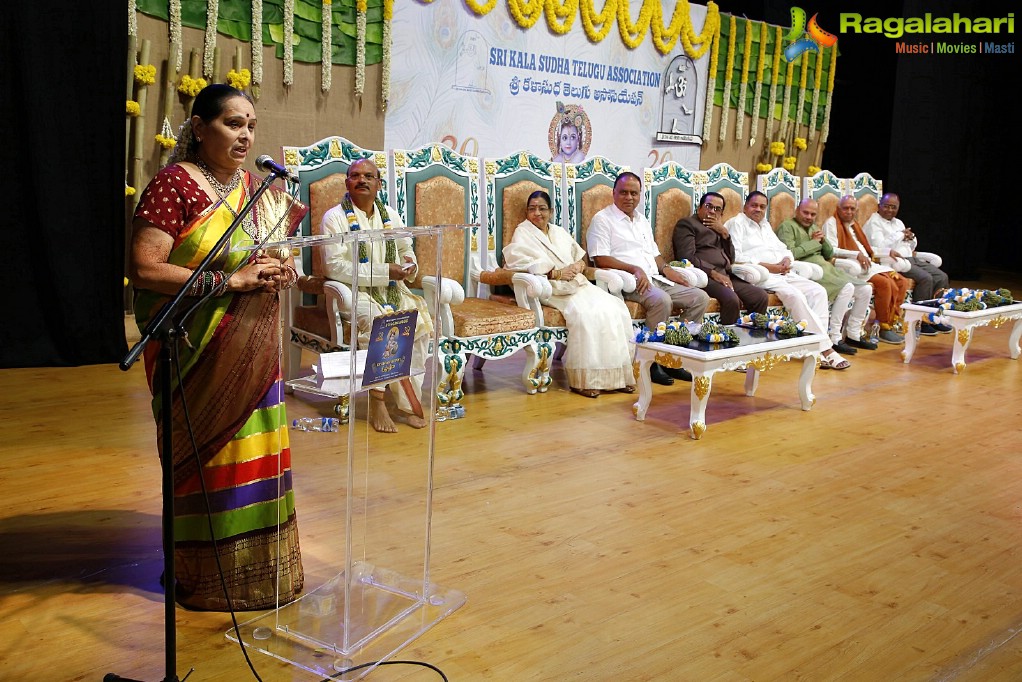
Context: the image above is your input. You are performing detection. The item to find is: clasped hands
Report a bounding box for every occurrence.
[765,257,792,275]
[388,256,416,281]
[237,252,293,293]
[549,261,584,281]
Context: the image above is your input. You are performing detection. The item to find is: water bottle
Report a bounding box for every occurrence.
[291,417,340,432]
[869,321,881,345]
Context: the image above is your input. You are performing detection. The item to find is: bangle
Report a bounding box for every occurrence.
[186,270,228,297]
[283,263,298,289]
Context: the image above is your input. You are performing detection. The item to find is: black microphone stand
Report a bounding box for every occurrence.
[112,168,286,682]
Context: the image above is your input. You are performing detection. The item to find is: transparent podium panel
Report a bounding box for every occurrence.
[228,225,469,680]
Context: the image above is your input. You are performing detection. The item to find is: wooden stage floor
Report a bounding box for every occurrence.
[1,273,1020,681]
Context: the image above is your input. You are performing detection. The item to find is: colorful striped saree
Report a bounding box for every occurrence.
[134,168,303,610]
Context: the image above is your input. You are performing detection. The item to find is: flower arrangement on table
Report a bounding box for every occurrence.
[695,321,740,345]
[635,320,693,346]
[919,287,1015,324]
[737,311,807,337]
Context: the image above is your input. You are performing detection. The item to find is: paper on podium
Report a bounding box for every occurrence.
[314,349,369,393]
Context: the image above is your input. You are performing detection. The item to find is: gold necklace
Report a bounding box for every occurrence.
[196,160,260,241]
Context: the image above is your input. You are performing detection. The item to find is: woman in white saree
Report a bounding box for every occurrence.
[503,191,636,398]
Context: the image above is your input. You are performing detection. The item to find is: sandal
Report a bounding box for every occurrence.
[570,387,601,399]
[614,385,637,394]
[819,351,850,370]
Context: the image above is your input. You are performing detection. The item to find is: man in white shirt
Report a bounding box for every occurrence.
[587,172,710,384]
[863,192,951,335]
[823,196,911,345]
[726,192,850,369]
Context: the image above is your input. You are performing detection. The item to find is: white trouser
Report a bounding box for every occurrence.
[763,273,832,350]
[829,282,872,343]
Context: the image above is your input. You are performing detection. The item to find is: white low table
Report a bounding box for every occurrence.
[633,328,829,439]
[901,300,1022,374]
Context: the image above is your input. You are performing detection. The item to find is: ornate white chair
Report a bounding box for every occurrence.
[280,136,388,385]
[393,144,550,417]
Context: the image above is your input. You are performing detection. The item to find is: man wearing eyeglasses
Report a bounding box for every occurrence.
[673,192,769,325]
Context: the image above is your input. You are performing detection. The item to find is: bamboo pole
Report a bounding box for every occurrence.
[125,35,137,187]
[185,49,200,117]
[213,47,221,84]
[130,39,150,207]
[158,37,181,168]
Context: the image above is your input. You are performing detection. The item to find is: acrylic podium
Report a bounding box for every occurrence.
[228,224,468,680]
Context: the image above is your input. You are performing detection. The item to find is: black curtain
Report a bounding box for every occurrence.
[1,5,128,367]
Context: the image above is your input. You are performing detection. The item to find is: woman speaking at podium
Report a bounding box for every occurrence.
[128,84,304,610]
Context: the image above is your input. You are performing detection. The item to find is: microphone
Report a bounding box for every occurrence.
[255,155,299,183]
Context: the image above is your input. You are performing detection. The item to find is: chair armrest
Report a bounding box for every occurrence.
[878,255,911,273]
[915,251,943,268]
[510,272,551,325]
[790,261,823,280]
[421,275,463,336]
[321,279,354,347]
[668,265,708,288]
[731,263,770,285]
[592,268,626,296]
[833,258,864,277]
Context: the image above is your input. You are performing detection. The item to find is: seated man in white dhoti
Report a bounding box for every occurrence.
[726,192,851,370]
[321,159,432,433]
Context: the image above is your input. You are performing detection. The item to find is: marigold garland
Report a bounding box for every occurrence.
[701,15,720,142]
[748,20,767,147]
[756,162,772,173]
[618,0,653,49]
[579,0,617,44]
[508,0,544,28]
[793,137,807,151]
[766,25,781,143]
[203,0,218,80]
[134,64,156,86]
[679,0,718,59]
[465,0,497,14]
[178,75,207,97]
[807,165,820,175]
[321,0,332,92]
[769,141,785,156]
[545,0,578,35]
[735,17,752,143]
[126,100,141,116]
[155,134,177,149]
[126,184,136,196]
[718,14,736,144]
[782,156,796,171]
[227,68,251,90]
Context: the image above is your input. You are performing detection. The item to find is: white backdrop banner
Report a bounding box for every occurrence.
[385,0,710,173]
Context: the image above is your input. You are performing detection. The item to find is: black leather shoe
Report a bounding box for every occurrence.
[832,340,858,355]
[662,366,693,382]
[845,335,878,351]
[934,323,953,333]
[649,363,675,386]
[918,323,939,336]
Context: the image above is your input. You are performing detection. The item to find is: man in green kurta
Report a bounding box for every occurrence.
[776,199,874,355]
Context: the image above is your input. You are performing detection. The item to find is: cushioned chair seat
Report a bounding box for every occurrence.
[452,298,537,337]
[489,292,567,327]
